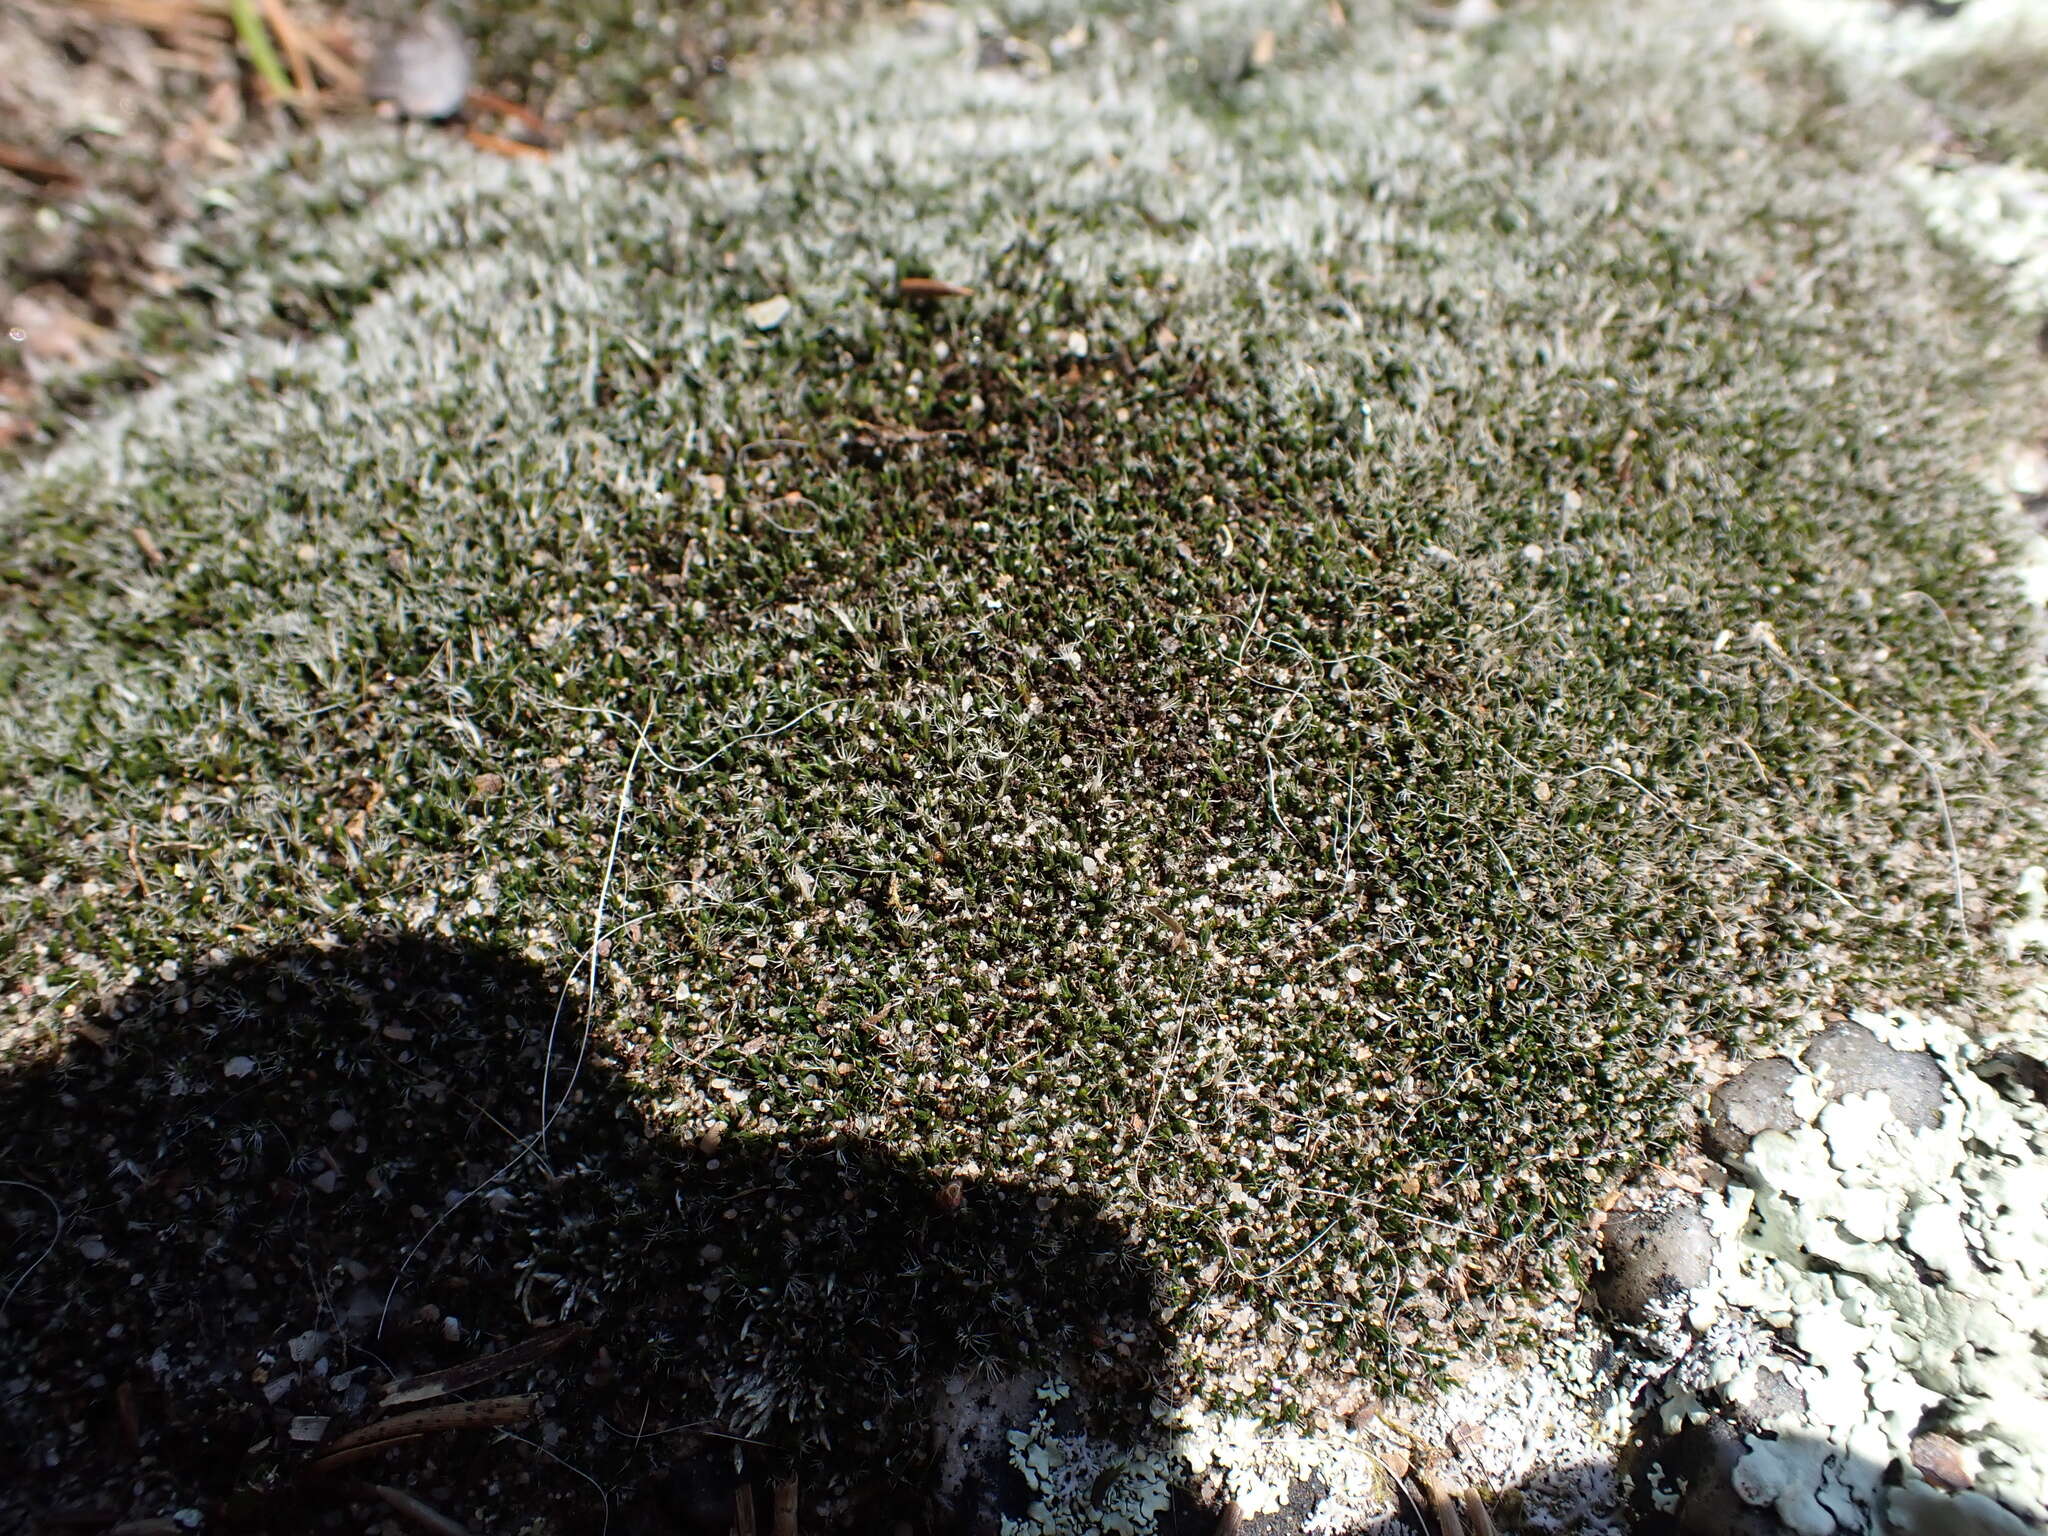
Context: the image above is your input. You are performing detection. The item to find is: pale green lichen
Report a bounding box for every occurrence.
[1668,1003,2048,1531]
[1903,158,2048,314]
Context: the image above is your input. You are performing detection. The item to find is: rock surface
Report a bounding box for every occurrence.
[1594,1197,1716,1329]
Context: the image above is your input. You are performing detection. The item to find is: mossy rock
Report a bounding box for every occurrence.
[4,0,2047,1492]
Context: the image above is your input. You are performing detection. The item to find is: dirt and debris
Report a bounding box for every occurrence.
[0,0,866,458]
[0,0,357,451]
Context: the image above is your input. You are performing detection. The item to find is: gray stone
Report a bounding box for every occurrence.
[1594,1196,1714,1328]
[366,7,473,121]
[1705,1056,1803,1163]
[1802,1023,1946,1132]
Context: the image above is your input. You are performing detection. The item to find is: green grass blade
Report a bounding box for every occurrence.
[228,0,295,101]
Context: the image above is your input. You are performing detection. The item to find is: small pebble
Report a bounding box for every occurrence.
[367,7,474,121]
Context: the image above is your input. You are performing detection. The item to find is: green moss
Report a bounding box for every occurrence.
[4,0,2048,1426]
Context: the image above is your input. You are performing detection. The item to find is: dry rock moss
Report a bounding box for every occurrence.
[6,0,2048,1433]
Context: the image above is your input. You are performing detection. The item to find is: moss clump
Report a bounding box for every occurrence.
[4,0,2047,1438]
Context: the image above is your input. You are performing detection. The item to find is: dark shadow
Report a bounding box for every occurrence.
[0,935,1174,1534]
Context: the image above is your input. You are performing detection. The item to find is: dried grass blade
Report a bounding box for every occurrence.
[381,1323,587,1407]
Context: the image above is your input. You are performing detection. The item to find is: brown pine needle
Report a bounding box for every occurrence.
[899,276,974,299]
[293,25,363,92]
[257,0,316,102]
[0,143,82,189]
[466,88,553,142]
[463,128,550,161]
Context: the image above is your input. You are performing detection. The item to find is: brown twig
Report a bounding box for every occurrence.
[843,417,966,443]
[364,1484,473,1536]
[125,829,153,899]
[770,1478,798,1536]
[114,1382,142,1456]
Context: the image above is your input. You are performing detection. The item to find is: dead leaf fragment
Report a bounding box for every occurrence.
[1911,1432,1973,1492]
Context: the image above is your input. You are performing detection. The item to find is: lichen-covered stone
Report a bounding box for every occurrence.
[1707,1057,1806,1164]
[1801,1022,1946,1132]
